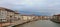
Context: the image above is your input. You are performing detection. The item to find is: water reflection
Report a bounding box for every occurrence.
[19,20,60,27]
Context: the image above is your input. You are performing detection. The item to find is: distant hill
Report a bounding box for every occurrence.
[19,11,53,16]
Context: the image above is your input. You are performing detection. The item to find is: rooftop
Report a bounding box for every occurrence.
[0,7,15,12]
[0,7,20,14]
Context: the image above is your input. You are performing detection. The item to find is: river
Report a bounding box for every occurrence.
[17,20,60,27]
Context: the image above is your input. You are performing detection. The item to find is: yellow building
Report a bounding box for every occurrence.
[14,12,21,21]
[21,15,36,21]
[21,15,28,21]
[6,10,15,23]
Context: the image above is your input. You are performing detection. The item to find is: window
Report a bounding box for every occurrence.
[0,11,6,18]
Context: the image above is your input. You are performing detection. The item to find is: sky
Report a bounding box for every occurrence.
[0,0,60,16]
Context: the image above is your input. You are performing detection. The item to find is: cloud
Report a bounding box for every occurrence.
[0,0,60,15]
[0,0,47,9]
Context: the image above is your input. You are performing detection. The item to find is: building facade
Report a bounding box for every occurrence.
[0,7,21,23]
[53,14,60,21]
[21,15,36,21]
[50,14,60,23]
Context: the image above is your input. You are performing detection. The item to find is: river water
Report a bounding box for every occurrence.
[18,20,60,27]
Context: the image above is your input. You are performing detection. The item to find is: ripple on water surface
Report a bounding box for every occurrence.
[19,20,60,27]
